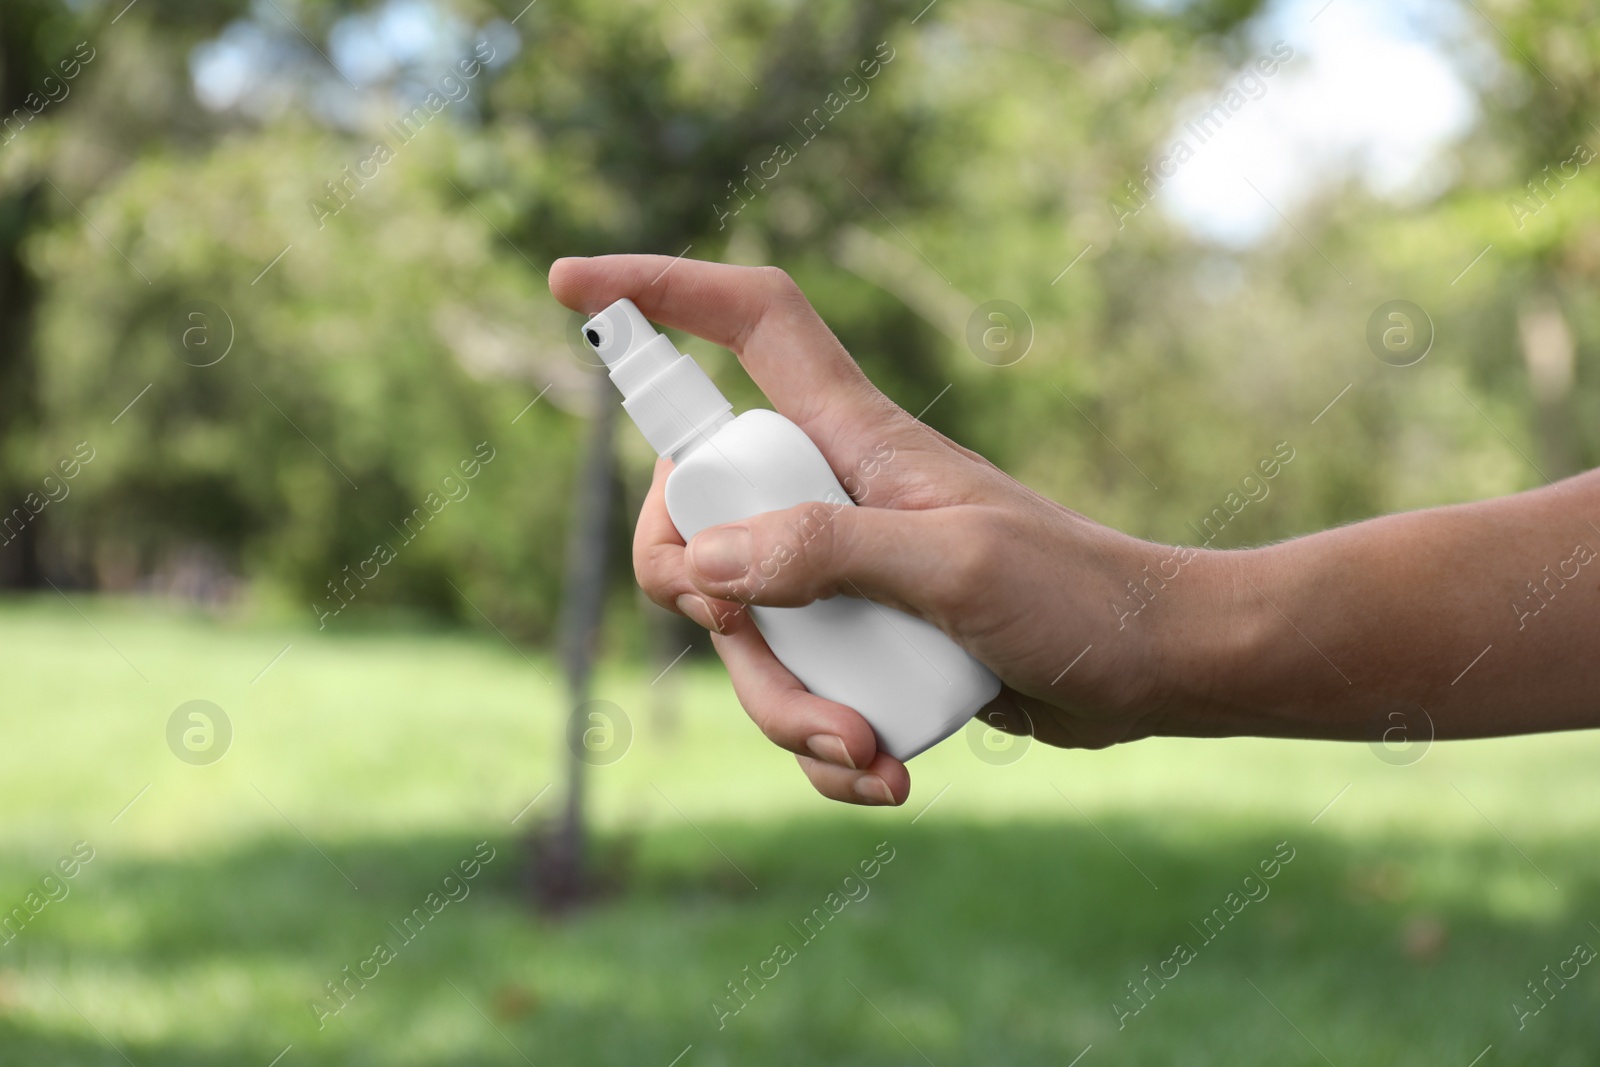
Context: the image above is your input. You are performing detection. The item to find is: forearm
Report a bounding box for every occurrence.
[1162,470,1600,742]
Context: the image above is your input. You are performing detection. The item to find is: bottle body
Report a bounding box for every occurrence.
[664,409,1000,760]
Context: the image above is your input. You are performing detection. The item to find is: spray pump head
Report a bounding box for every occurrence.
[582,298,733,458]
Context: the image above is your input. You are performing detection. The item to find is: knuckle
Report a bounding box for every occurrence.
[794,753,843,798]
[633,541,682,607]
[928,507,1001,611]
[741,689,797,748]
[756,265,801,302]
[794,751,825,783]
[739,692,775,737]
[756,266,812,323]
[744,503,836,604]
[796,501,847,598]
[730,267,804,354]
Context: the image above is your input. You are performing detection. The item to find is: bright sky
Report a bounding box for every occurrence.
[190,0,517,121]
[192,0,1488,249]
[1155,0,1485,245]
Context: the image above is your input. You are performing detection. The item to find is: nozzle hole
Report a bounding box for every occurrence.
[585,328,602,347]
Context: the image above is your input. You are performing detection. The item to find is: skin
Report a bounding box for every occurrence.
[550,254,1600,806]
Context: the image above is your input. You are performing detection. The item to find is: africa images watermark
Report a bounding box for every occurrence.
[1112,840,1297,1030]
[709,840,897,1030]
[0,840,96,950]
[1512,930,1597,1031]
[1110,440,1296,631]
[309,840,497,1029]
[1511,536,1596,630]
[1110,40,1295,230]
[314,441,497,628]
[1507,141,1595,231]
[1181,441,1297,547]
[706,440,896,629]
[1,41,96,149]
[0,441,97,550]
[711,40,898,231]
[308,39,498,230]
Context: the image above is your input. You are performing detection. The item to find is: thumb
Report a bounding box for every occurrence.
[683,501,990,620]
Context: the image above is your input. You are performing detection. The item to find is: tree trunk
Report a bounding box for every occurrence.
[1517,292,1577,480]
[534,370,616,910]
[0,9,46,588]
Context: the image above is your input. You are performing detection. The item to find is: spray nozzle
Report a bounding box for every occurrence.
[581,298,655,368]
[582,298,733,458]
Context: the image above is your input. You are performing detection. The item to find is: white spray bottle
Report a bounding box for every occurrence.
[582,298,1000,760]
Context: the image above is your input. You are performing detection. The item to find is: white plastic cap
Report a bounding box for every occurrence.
[582,298,733,457]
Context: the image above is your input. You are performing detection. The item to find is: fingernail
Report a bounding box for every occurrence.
[854,776,895,806]
[806,734,856,770]
[689,527,751,581]
[675,594,721,633]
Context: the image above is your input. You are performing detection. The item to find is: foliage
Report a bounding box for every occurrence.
[3,0,1599,635]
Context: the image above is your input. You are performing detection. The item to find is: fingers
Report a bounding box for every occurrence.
[633,457,743,631]
[549,255,883,429]
[683,500,993,619]
[632,459,682,604]
[645,466,915,806]
[795,751,910,806]
[711,618,907,805]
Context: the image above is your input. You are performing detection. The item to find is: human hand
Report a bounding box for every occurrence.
[549,255,1245,806]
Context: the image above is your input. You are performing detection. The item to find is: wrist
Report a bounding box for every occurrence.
[1143,536,1373,741]
[1132,541,1273,739]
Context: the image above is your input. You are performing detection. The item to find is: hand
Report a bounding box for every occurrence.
[549,256,1244,806]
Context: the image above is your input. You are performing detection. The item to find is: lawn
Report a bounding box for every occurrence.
[0,596,1596,1065]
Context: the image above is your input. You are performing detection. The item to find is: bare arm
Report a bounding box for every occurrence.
[1181,474,1600,742]
[550,254,1600,805]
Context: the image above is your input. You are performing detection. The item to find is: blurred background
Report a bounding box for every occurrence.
[2,0,1598,1062]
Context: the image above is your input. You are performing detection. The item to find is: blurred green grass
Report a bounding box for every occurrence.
[1,597,1598,1065]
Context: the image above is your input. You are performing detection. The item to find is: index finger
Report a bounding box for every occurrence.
[549,255,882,429]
